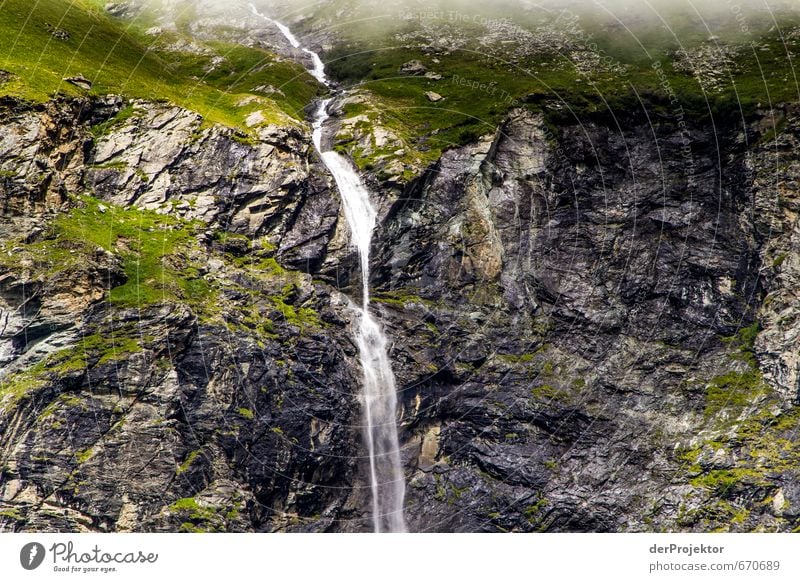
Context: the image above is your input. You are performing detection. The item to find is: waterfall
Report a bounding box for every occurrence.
[249,4,407,533]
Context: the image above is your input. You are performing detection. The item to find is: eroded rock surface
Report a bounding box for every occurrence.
[2,94,800,533]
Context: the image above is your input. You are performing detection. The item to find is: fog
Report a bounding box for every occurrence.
[143,0,800,17]
[137,0,800,40]
[194,0,800,16]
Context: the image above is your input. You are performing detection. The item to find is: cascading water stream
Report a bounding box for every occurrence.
[249,4,406,533]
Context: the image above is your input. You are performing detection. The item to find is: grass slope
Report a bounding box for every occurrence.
[0,0,322,128]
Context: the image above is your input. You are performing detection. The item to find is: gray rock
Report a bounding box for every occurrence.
[63,75,93,91]
[400,60,427,75]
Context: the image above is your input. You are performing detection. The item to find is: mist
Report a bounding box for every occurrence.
[134,0,800,42]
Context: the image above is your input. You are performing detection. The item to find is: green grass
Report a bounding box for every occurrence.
[53,196,211,306]
[0,194,219,309]
[0,362,48,414]
[176,450,201,475]
[89,104,138,137]
[0,0,322,127]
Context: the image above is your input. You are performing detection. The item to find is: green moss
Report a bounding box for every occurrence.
[38,393,86,422]
[523,495,550,527]
[233,255,284,277]
[689,468,762,494]
[224,508,239,520]
[90,105,138,138]
[530,383,569,403]
[500,353,535,364]
[0,365,47,413]
[94,336,143,365]
[170,496,237,532]
[176,450,201,475]
[0,508,23,521]
[371,290,431,308]
[721,322,760,367]
[178,522,208,533]
[772,253,789,268]
[270,297,320,329]
[0,194,218,310]
[213,230,250,245]
[39,330,145,373]
[704,369,766,420]
[75,448,93,464]
[447,483,468,503]
[170,497,204,513]
[2,322,157,415]
[231,132,258,146]
[433,474,447,502]
[677,499,751,530]
[237,407,254,420]
[90,160,129,171]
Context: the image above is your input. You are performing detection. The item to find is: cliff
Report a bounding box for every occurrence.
[2,90,800,532]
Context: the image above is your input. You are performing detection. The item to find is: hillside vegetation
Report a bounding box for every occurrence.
[293,0,800,171]
[0,0,322,128]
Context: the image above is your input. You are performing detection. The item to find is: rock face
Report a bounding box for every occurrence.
[368,105,800,532]
[1,93,800,533]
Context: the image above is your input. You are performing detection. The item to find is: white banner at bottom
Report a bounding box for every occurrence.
[0,533,797,582]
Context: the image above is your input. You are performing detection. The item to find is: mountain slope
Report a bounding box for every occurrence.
[0,0,321,128]
[2,0,800,533]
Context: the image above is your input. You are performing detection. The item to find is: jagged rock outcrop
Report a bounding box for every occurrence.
[368,104,800,532]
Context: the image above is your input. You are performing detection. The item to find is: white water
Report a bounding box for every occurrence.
[249,4,407,533]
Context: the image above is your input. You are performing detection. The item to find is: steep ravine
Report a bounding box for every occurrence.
[1,91,800,532]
